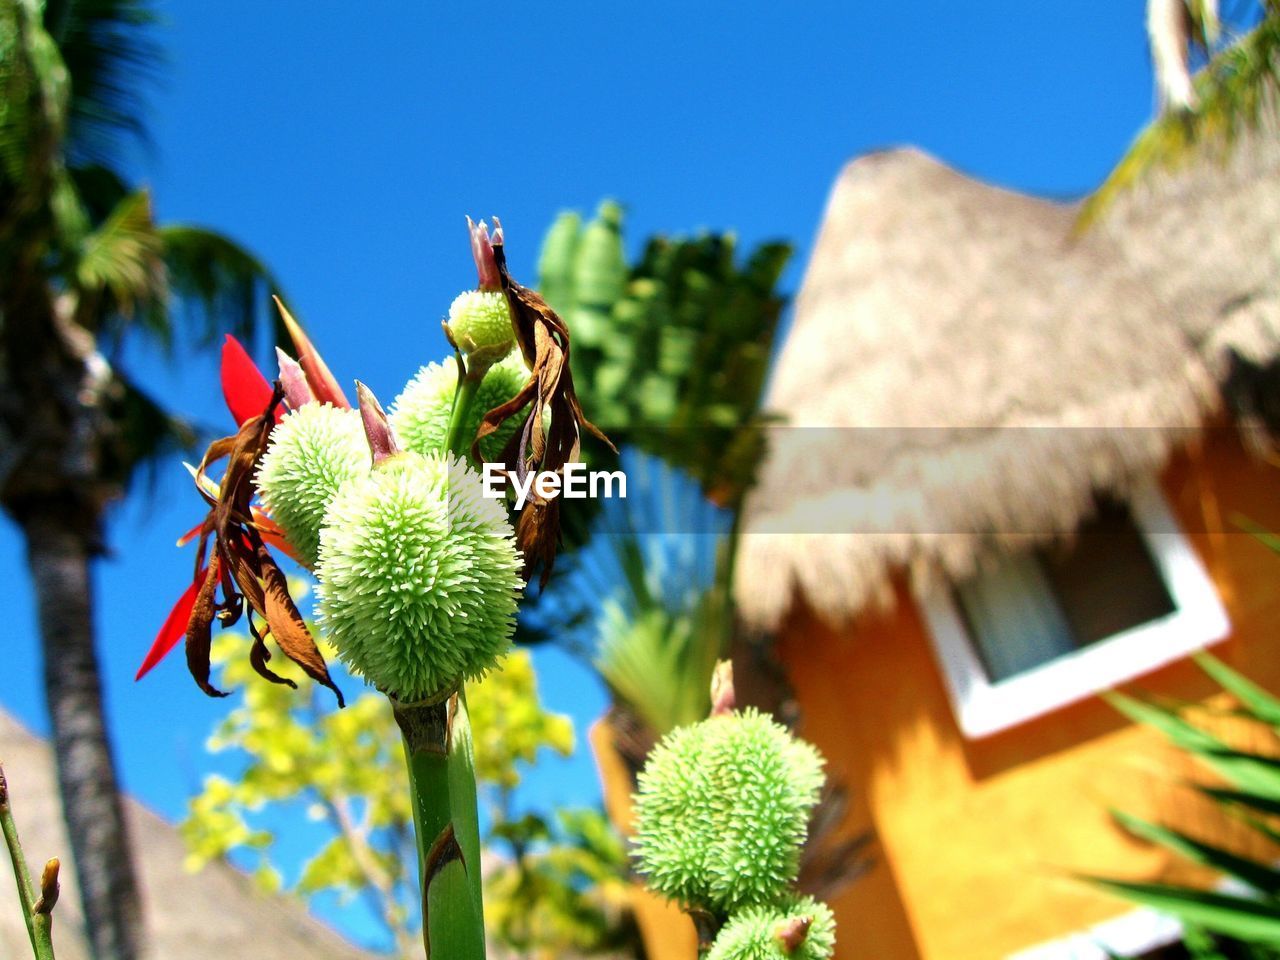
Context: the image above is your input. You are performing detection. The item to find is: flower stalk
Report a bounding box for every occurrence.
[393,691,486,960]
[444,357,485,461]
[390,345,494,959]
[1,763,59,960]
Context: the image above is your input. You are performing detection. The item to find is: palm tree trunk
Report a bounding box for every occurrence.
[21,501,143,960]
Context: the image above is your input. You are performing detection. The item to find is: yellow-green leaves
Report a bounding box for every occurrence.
[181,638,631,956]
[468,648,574,790]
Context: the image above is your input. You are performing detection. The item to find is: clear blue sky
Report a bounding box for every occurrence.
[0,0,1208,949]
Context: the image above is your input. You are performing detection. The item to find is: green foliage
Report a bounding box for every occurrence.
[519,449,732,735]
[466,647,574,789]
[0,0,281,492]
[159,224,283,346]
[485,808,637,959]
[74,187,163,314]
[524,203,790,745]
[633,708,825,913]
[183,636,634,957]
[42,0,159,169]
[255,403,369,567]
[594,562,729,735]
[1088,654,1280,954]
[180,630,417,944]
[538,201,790,504]
[467,653,637,957]
[1081,8,1280,227]
[315,454,522,702]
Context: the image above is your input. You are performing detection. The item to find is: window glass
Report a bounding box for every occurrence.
[954,498,1176,683]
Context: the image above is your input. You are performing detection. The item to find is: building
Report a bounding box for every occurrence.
[732,127,1280,958]
[0,709,377,960]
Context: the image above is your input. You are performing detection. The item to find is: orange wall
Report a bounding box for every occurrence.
[589,720,701,960]
[776,432,1280,959]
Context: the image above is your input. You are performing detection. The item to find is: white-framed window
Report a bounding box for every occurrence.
[1007,904,1182,960]
[919,481,1230,739]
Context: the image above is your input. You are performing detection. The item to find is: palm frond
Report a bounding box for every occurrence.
[68,162,129,222]
[1080,9,1280,228]
[1196,652,1280,729]
[0,0,69,251]
[0,1,40,189]
[159,224,284,347]
[42,0,160,169]
[100,367,196,492]
[1109,810,1280,897]
[518,450,730,734]
[75,186,164,322]
[1086,879,1280,946]
[1090,655,1280,954]
[537,203,791,507]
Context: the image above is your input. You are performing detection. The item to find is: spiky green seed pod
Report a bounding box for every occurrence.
[255,403,370,567]
[632,708,825,912]
[707,896,837,960]
[314,452,522,702]
[390,351,529,461]
[445,289,515,369]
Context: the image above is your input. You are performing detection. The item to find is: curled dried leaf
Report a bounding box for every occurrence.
[182,385,344,704]
[471,224,614,583]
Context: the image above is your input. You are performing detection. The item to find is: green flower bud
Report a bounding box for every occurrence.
[255,403,370,567]
[707,896,837,960]
[445,289,516,369]
[632,708,825,912]
[390,351,529,460]
[314,452,522,702]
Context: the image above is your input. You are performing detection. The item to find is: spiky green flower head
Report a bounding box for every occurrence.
[444,289,516,370]
[255,403,370,567]
[632,708,825,913]
[390,351,529,460]
[707,896,836,960]
[314,451,523,702]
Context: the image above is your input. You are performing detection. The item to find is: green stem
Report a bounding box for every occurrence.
[1,764,56,960]
[394,690,486,960]
[444,362,486,460]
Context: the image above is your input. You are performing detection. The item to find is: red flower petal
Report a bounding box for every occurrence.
[175,518,205,548]
[252,509,305,566]
[137,565,208,681]
[221,335,280,426]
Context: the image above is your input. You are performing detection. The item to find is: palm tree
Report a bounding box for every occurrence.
[0,3,281,957]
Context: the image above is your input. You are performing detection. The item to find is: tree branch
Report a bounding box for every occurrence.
[323,793,414,958]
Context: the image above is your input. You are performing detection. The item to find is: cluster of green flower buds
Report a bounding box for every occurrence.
[632,663,836,959]
[253,262,530,704]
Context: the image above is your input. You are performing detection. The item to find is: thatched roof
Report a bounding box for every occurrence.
[735,128,1280,631]
[0,709,377,960]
